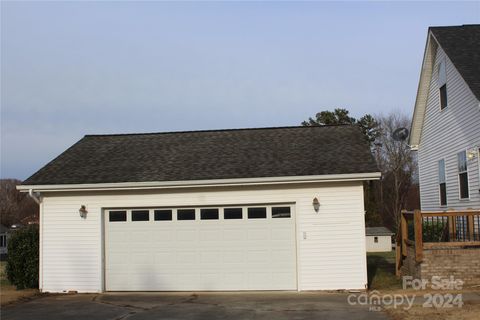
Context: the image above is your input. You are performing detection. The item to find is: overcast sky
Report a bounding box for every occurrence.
[1,1,479,180]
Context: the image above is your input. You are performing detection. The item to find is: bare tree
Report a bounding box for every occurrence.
[374,111,417,230]
[0,179,38,227]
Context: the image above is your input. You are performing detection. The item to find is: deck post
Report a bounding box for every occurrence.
[414,209,423,262]
[395,243,402,276]
[401,211,408,257]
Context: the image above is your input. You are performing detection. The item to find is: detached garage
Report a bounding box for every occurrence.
[18,125,380,292]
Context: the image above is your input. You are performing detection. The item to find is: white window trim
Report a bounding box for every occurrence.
[477,148,480,194]
[457,150,470,200]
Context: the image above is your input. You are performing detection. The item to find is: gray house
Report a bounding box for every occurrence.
[0,224,9,259]
[410,25,480,210]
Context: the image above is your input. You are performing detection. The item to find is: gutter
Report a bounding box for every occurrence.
[17,172,382,193]
[28,189,41,204]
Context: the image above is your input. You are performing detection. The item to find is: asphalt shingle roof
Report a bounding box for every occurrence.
[430,25,480,100]
[22,125,378,185]
[366,227,394,236]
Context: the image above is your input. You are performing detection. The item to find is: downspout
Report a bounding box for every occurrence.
[28,189,41,204]
[28,189,42,291]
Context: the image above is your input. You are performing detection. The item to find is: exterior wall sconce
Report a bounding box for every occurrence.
[79,205,88,219]
[467,146,478,161]
[312,197,320,213]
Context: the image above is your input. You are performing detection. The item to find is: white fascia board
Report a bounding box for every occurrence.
[410,31,435,147]
[17,172,381,192]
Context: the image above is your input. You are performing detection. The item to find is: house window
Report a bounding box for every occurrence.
[0,235,6,247]
[200,208,219,220]
[374,236,378,243]
[440,84,448,110]
[154,210,172,221]
[177,209,195,220]
[457,151,469,199]
[132,210,149,221]
[109,211,127,222]
[224,208,242,219]
[272,207,291,218]
[248,207,267,219]
[438,60,447,110]
[438,159,447,206]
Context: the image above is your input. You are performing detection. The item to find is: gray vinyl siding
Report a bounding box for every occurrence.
[418,45,480,211]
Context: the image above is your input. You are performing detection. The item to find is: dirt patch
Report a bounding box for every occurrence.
[1,284,39,306]
[385,301,480,320]
[0,261,40,306]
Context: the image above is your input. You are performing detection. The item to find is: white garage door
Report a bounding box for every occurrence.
[105,204,297,291]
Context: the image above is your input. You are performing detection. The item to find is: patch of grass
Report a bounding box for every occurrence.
[367,251,402,290]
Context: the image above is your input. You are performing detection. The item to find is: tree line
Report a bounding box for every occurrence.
[0,179,39,227]
[1,109,418,232]
[303,108,418,231]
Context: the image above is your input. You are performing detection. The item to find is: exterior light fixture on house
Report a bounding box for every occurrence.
[312,197,320,212]
[79,205,88,218]
[467,146,478,161]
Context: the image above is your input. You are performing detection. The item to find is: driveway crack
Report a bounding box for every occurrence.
[92,297,151,311]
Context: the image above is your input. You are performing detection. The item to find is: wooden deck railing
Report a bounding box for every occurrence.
[396,209,480,275]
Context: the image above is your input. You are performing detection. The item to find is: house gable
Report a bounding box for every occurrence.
[410,25,480,148]
[413,28,480,211]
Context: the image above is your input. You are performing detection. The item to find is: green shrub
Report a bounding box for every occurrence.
[423,220,447,242]
[6,225,39,289]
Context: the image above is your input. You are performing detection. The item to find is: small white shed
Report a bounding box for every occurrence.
[366,227,393,252]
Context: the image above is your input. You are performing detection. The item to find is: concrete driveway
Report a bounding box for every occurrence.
[1,292,389,320]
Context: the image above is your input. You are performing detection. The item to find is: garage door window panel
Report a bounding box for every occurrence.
[178,209,196,220]
[248,207,267,219]
[132,210,150,221]
[154,210,173,221]
[109,211,127,222]
[224,208,243,220]
[272,207,291,218]
[200,208,219,220]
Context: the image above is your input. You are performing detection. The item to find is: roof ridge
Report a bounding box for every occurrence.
[84,124,355,138]
[430,24,480,29]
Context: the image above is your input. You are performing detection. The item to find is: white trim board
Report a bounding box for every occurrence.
[18,172,381,193]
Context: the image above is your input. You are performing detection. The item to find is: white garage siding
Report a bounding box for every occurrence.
[39,181,367,293]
